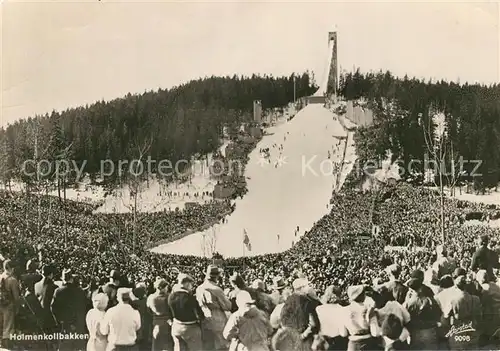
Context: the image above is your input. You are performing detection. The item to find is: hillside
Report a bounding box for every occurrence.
[340,69,500,190]
[0,73,317,191]
[152,103,356,257]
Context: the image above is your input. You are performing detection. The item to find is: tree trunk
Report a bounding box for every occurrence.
[440,168,445,246]
[133,187,137,254]
[57,178,61,201]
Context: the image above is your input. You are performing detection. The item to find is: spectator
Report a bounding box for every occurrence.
[34,264,58,333]
[383,264,408,304]
[223,290,273,351]
[339,285,381,351]
[269,287,292,330]
[86,293,109,351]
[196,265,232,351]
[280,278,321,350]
[380,314,409,350]
[251,279,275,316]
[471,235,496,280]
[403,278,441,350]
[169,273,204,351]
[147,278,173,351]
[0,259,20,349]
[316,285,348,350]
[101,288,141,351]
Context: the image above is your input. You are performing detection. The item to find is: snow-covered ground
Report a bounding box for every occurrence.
[8,141,231,213]
[94,148,228,213]
[446,187,500,207]
[151,103,357,257]
[6,180,106,205]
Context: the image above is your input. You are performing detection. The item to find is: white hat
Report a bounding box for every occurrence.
[236,290,255,308]
[117,288,135,301]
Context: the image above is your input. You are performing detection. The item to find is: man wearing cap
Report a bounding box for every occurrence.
[34,263,58,333]
[109,270,125,289]
[147,278,173,351]
[279,278,321,350]
[131,282,151,351]
[196,265,232,351]
[380,314,408,350]
[101,288,141,351]
[169,273,204,351]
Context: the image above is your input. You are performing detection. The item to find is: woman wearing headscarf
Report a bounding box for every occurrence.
[223,290,273,351]
[339,285,382,351]
[86,293,109,351]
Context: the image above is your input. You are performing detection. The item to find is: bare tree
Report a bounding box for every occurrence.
[201,226,218,258]
[419,109,462,247]
[26,119,50,238]
[122,136,153,253]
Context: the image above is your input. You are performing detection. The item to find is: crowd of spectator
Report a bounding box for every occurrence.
[1,182,500,350]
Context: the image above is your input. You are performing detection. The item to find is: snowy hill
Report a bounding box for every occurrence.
[8,140,232,213]
[151,103,357,257]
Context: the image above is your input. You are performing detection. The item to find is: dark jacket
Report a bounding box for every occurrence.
[280,294,321,338]
[21,272,42,294]
[384,280,409,305]
[51,283,87,332]
[168,288,204,323]
[471,246,497,278]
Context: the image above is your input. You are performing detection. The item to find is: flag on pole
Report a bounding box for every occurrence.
[243,229,251,251]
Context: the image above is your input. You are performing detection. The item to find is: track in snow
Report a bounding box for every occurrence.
[151,104,356,257]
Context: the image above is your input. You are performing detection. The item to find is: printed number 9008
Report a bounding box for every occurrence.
[454,335,471,342]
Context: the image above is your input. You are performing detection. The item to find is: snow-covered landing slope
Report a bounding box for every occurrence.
[151,104,356,257]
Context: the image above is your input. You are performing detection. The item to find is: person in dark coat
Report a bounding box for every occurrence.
[100,282,118,311]
[381,314,409,350]
[34,264,58,333]
[251,279,276,316]
[147,278,173,351]
[471,234,497,280]
[132,283,152,351]
[50,269,87,351]
[21,259,42,294]
[279,278,321,351]
[383,264,408,304]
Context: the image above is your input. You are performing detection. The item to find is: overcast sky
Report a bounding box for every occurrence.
[1,1,499,127]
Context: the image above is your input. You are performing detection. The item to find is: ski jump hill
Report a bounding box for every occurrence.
[151,32,358,257]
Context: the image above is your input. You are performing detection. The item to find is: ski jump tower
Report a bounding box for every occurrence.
[327,31,338,97]
[308,31,338,104]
